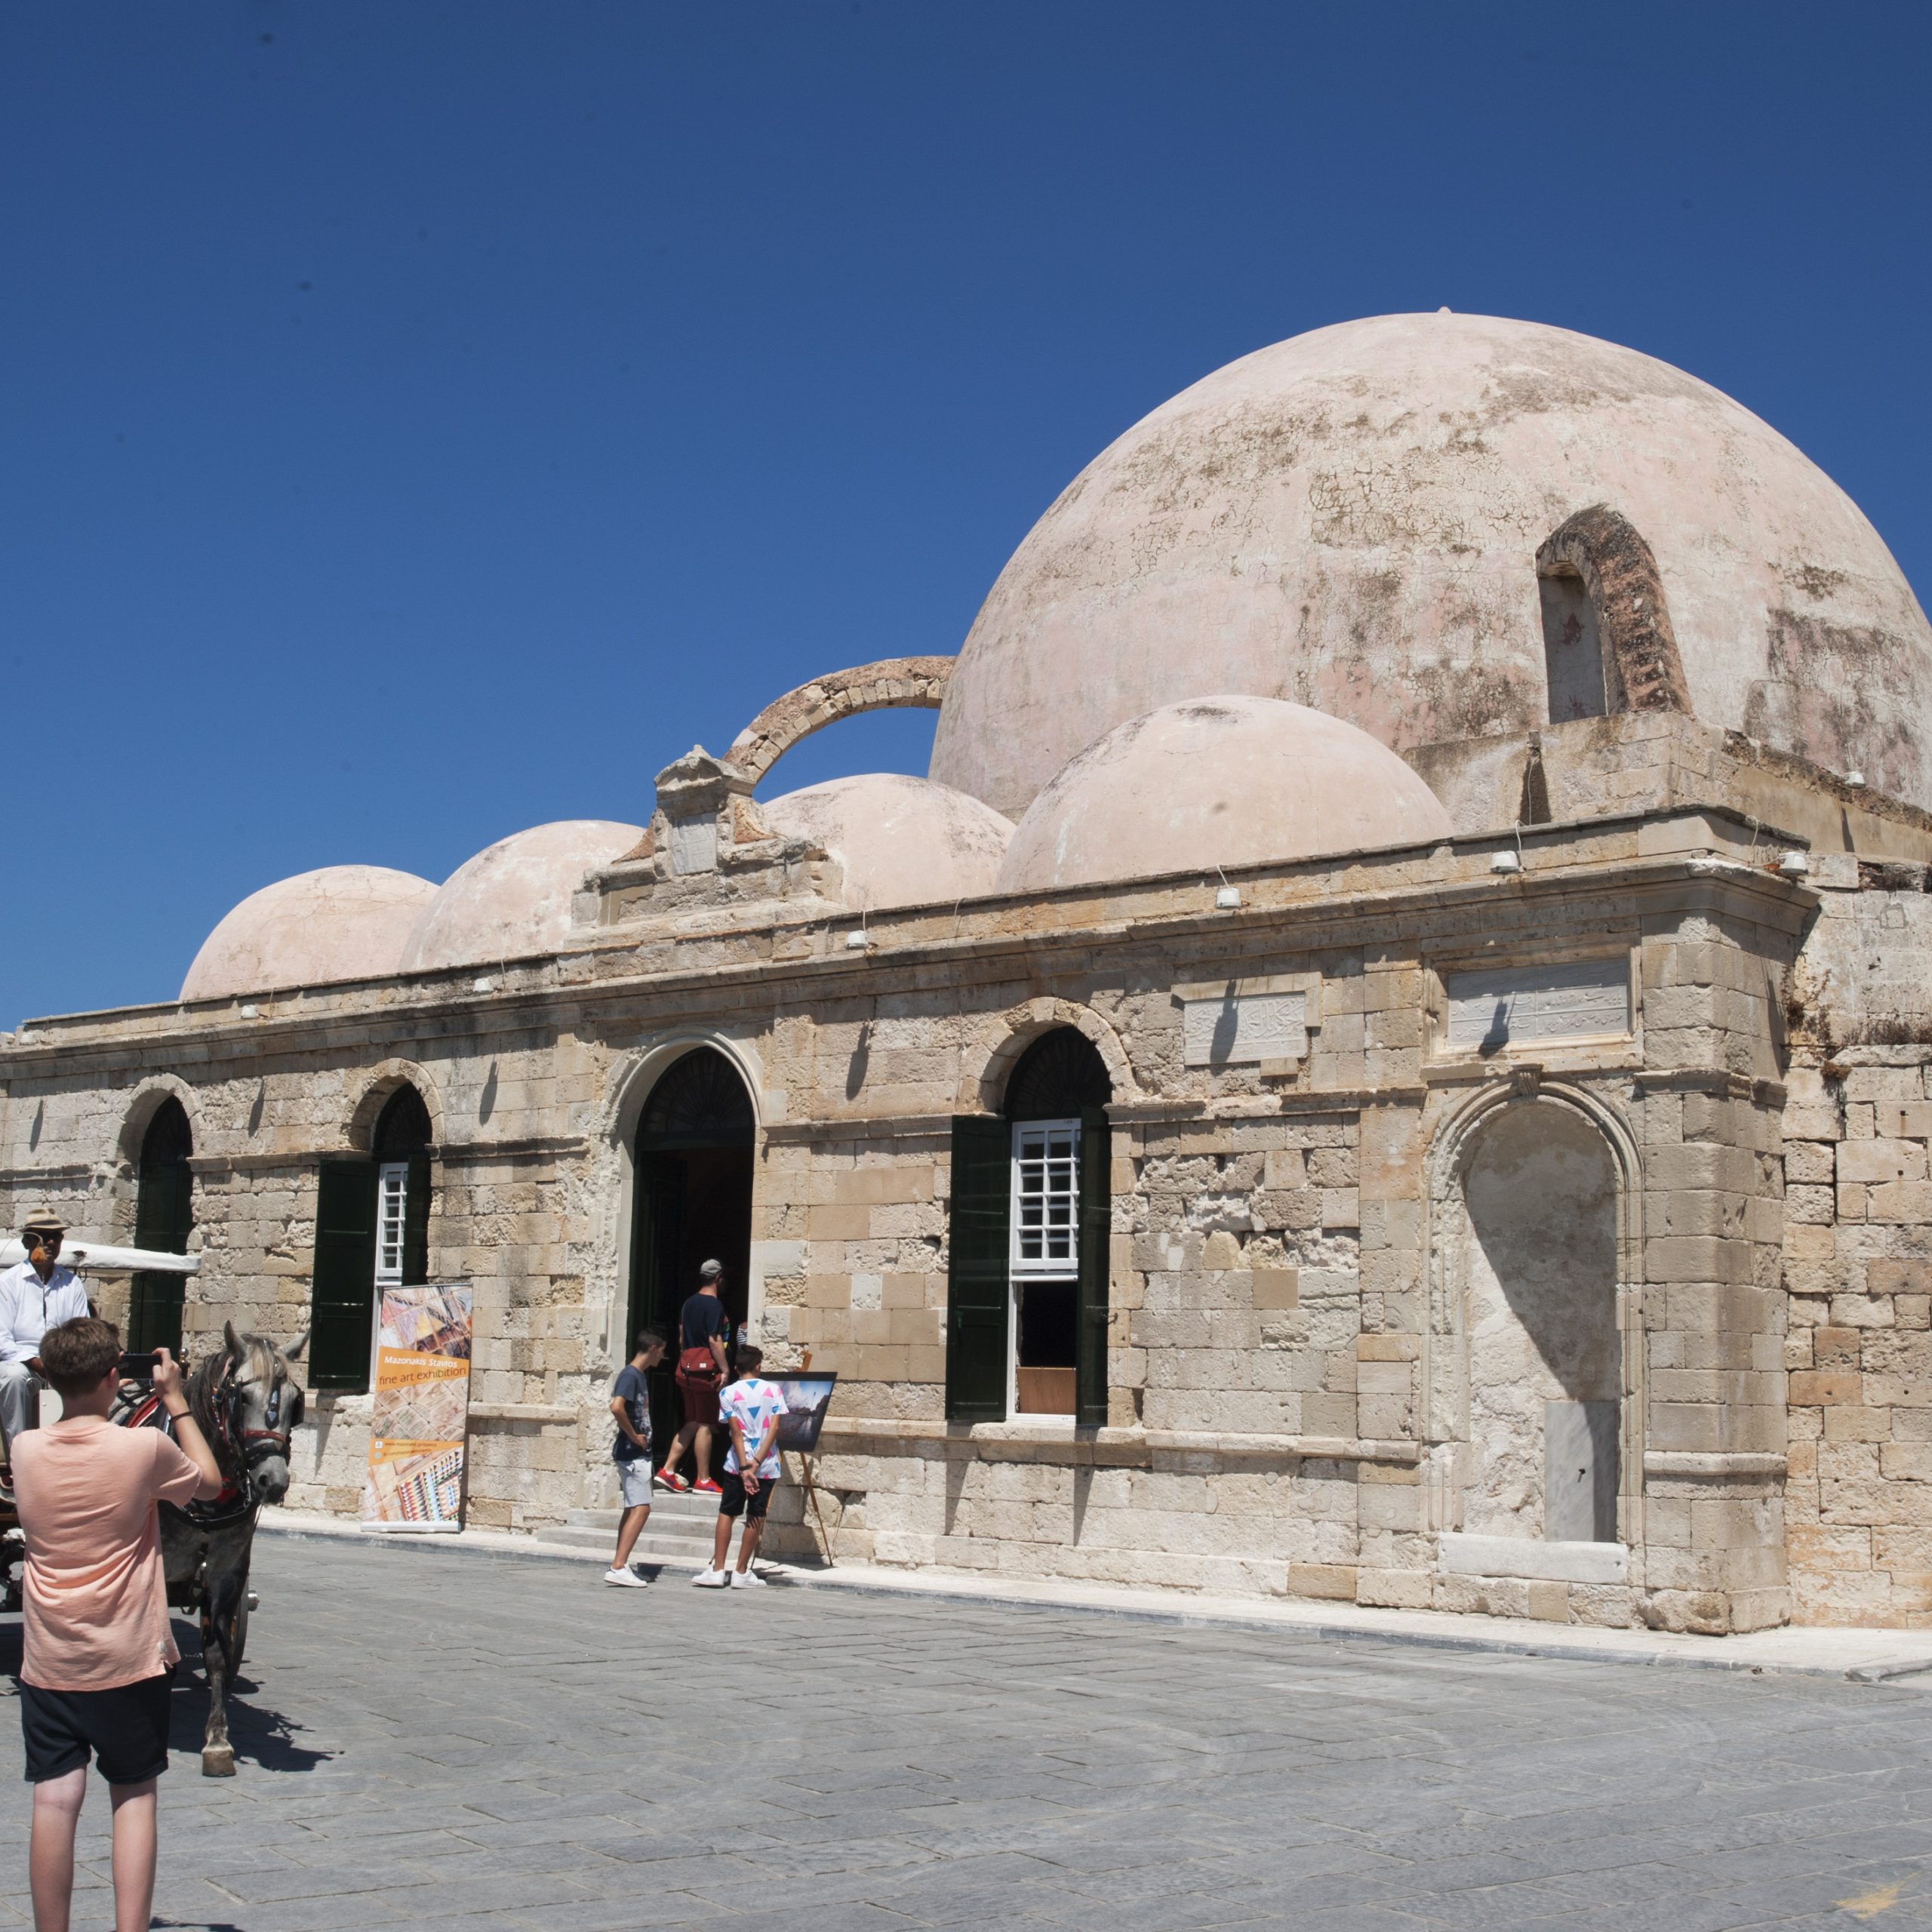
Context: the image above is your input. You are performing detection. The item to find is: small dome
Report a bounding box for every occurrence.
[181,867,438,1001]
[934,312,1932,815]
[400,821,644,973]
[995,696,1451,894]
[761,774,1014,910]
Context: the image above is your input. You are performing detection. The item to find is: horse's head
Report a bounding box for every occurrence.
[220,1321,307,1506]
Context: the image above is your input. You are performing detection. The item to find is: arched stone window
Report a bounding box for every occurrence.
[310,1083,434,1393]
[1536,505,1693,725]
[130,1098,194,1354]
[947,1027,1113,1424]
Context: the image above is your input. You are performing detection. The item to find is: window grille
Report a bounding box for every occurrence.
[1011,1119,1079,1277]
[375,1161,408,1287]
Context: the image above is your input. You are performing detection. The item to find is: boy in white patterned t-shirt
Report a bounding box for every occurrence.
[694,1346,789,1590]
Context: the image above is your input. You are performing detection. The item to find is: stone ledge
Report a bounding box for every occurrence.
[1437,1533,1628,1585]
[816,1415,1420,1465]
[467,1402,579,1424]
[1644,1451,1787,1479]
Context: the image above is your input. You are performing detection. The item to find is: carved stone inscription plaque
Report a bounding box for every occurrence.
[1445,957,1629,1052]
[1183,989,1306,1067]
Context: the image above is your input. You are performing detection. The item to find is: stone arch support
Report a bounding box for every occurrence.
[344,1060,448,1153]
[728,657,955,789]
[114,1075,206,1172]
[1536,505,1693,715]
[959,998,1144,1115]
[597,1031,771,1152]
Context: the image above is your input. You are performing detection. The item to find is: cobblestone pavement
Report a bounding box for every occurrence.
[2,1535,1930,1931]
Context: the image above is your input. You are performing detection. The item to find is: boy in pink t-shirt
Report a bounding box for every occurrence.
[12,1318,223,1932]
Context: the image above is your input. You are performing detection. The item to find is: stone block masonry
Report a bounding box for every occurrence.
[0,801,1911,1632]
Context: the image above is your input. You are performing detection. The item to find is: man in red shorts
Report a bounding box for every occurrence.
[656,1259,730,1494]
[13,1317,223,1932]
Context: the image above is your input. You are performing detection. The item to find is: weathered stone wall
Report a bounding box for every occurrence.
[0,808,1829,1631]
[1777,861,1932,1626]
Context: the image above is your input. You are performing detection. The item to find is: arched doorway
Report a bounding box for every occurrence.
[629,1048,755,1460]
[130,1098,194,1354]
[1459,1100,1621,1543]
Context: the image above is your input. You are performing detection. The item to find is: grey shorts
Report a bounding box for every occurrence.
[617,1459,654,1507]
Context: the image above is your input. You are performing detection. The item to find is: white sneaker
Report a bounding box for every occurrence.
[604,1567,650,1588]
[692,1567,730,1588]
[730,1567,768,1589]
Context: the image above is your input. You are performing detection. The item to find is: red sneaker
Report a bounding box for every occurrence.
[694,1479,722,1495]
[655,1468,689,1492]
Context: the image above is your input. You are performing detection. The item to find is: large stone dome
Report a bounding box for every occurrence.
[400,821,644,974]
[996,696,1452,894]
[931,312,1932,816]
[761,774,1013,910]
[181,866,438,1001]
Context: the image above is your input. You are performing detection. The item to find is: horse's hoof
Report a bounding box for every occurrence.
[202,1748,235,1778]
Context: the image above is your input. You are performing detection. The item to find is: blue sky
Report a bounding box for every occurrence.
[5,2,1928,1026]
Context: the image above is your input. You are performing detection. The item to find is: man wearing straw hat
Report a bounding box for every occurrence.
[0,1211,91,1468]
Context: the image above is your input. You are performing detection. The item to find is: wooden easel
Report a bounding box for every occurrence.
[789,1349,835,1568]
[795,1451,835,1568]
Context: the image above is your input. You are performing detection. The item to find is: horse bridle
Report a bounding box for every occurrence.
[211,1354,304,1481]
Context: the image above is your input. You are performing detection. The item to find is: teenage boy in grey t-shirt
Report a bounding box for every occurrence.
[606,1331,665,1587]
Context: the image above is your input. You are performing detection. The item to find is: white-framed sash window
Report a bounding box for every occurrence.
[375,1161,409,1287]
[1011,1119,1080,1277]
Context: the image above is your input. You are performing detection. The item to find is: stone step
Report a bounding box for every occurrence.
[567,1489,720,1529]
[536,1521,715,1562]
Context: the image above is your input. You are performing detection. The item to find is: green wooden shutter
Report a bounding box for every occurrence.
[1076,1106,1112,1427]
[404,1153,431,1286]
[130,1158,193,1355]
[946,1115,1011,1423]
[311,1161,378,1393]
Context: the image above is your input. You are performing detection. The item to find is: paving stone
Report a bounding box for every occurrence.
[5,1536,1929,1930]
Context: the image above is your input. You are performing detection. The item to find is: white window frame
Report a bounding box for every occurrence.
[375,1161,409,1289]
[1009,1118,1081,1419]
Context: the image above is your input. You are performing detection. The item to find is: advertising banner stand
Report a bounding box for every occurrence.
[359,1285,474,1532]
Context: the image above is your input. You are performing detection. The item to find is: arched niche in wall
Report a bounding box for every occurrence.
[1428,1085,1637,1550]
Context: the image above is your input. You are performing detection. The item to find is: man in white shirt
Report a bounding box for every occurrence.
[0,1211,91,1465]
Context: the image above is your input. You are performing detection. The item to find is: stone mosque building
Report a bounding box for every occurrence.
[8,311,1932,1634]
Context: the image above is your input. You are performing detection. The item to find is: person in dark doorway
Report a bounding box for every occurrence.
[605,1328,666,1588]
[693,1345,789,1589]
[657,1258,729,1495]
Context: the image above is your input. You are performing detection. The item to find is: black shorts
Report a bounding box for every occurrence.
[20,1672,173,1786]
[718,1467,773,1521]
